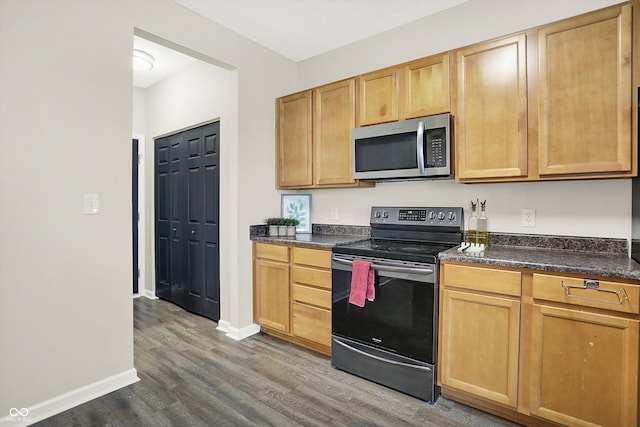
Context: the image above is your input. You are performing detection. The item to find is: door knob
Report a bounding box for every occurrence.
[191,230,196,235]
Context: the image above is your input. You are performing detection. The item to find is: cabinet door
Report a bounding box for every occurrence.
[314,79,356,186]
[276,90,313,187]
[439,289,520,408]
[454,35,528,180]
[357,66,399,126]
[254,258,290,333]
[538,5,632,176]
[530,304,639,427]
[400,53,451,119]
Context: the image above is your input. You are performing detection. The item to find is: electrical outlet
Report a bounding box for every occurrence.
[522,208,536,227]
[330,208,339,220]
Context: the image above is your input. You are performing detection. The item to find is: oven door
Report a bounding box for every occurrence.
[331,254,437,364]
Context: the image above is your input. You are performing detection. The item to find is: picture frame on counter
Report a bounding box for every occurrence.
[281,194,311,233]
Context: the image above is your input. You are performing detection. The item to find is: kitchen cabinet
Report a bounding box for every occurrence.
[455,4,633,183]
[252,242,332,355]
[276,90,313,188]
[357,53,451,126]
[313,79,357,186]
[453,34,528,181]
[399,53,451,120]
[439,261,640,426]
[537,5,632,176]
[530,273,639,426]
[291,247,332,348]
[439,264,522,408]
[276,80,372,189]
[253,242,290,333]
[357,66,399,126]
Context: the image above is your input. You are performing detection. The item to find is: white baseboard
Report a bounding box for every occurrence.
[217,320,260,341]
[135,289,157,300]
[0,368,139,427]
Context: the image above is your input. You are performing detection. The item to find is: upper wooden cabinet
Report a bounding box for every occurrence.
[357,66,399,126]
[455,4,634,182]
[454,34,528,180]
[276,90,313,187]
[277,4,636,186]
[276,79,372,189]
[357,53,452,126]
[400,53,451,120]
[537,5,632,176]
[314,79,357,186]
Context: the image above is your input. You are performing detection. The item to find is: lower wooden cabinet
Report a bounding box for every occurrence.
[440,289,520,408]
[439,264,521,408]
[253,242,332,355]
[439,262,640,427]
[529,273,639,427]
[253,243,290,333]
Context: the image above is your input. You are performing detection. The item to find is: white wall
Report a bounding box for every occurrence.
[297,0,631,239]
[132,87,147,135]
[0,0,295,421]
[0,0,137,420]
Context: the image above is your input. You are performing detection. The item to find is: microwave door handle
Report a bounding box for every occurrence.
[416,121,426,174]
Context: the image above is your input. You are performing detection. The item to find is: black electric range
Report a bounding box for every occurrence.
[330,206,464,403]
[332,206,464,263]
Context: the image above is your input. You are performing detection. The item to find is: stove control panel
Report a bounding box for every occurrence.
[371,206,463,228]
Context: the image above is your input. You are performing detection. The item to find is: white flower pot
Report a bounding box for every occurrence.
[278,225,287,236]
[287,226,296,236]
[268,225,279,236]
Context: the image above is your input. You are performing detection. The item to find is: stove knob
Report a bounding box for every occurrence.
[429,211,436,220]
[382,211,389,218]
[438,212,446,220]
[448,212,456,221]
[374,211,381,218]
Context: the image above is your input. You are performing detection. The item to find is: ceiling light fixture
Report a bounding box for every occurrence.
[133,49,154,70]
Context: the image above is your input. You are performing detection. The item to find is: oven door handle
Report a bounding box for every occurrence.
[332,257,433,275]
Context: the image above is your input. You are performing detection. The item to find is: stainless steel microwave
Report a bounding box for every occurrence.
[352,113,452,181]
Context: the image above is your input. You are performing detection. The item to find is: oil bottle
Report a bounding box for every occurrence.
[468,199,478,245]
[477,200,488,247]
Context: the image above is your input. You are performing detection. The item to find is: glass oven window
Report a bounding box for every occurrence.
[332,267,435,363]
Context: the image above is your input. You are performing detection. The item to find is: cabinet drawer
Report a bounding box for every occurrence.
[291,266,331,290]
[292,303,331,347]
[292,247,331,269]
[443,264,521,296]
[292,284,331,309]
[532,274,640,314]
[254,243,289,262]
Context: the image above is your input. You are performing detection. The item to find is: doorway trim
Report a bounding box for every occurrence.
[133,133,151,299]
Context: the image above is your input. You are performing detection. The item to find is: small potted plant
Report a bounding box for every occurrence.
[265,217,281,237]
[284,217,300,236]
[278,218,289,236]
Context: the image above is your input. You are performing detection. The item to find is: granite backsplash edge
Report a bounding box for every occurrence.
[250,225,627,255]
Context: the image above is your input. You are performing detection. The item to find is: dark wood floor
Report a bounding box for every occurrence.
[37,298,520,426]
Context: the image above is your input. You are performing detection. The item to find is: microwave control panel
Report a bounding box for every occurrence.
[425,127,446,168]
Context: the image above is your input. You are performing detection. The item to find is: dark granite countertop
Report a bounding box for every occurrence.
[440,244,640,282]
[251,233,369,249]
[250,224,370,249]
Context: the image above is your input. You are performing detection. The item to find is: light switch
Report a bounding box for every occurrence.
[84,193,99,215]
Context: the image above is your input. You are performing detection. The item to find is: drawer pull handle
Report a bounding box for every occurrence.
[561,280,629,305]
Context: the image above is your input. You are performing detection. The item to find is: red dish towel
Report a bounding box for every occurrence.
[349,260,375,307]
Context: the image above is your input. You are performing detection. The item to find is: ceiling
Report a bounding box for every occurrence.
[133,0,468,88]
[133,36,197,88]
[174,0,469,61]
